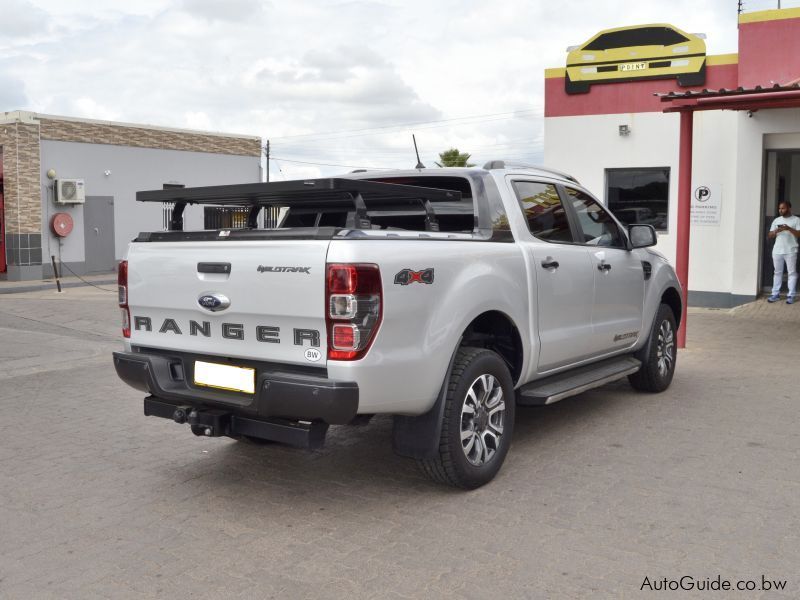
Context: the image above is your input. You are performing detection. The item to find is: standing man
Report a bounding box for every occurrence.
[767,201,800,304]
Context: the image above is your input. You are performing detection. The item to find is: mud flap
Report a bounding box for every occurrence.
[392,340,461,460]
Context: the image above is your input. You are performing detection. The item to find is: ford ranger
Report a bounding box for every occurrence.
[113,162,682,488]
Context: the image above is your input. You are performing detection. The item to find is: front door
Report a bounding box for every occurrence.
[562,186,645,355]
[508,179,596,373]
[83,196,116,273]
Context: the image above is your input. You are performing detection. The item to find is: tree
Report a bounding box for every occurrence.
[435,148,474,168]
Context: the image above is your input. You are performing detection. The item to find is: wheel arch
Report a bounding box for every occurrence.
[460,310,524,385]
[661,286,682,328]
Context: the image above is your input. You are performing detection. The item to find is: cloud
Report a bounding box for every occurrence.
[0,0,51,40]
[0,71,28,110]
[1,0,741,178]
[179,0,267,22]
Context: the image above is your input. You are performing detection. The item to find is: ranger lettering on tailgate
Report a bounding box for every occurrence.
[132,316,320,346]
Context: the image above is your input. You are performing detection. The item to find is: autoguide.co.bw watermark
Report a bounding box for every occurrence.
[641,574,787,592]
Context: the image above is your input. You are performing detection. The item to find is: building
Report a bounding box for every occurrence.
[544,7,800,309]
[0,111,262,281]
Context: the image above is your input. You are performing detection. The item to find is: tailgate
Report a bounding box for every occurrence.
[127,240,329,367]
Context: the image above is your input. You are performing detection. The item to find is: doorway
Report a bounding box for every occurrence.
[83,196,116,273]
[762,151,800,291]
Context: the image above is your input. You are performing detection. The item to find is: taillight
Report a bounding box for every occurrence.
[325,263,382,360]
[118,260,130,338]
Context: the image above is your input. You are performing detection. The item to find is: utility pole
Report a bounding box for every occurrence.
[265,139,270,182]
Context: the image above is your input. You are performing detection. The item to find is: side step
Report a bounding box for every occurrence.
[517,356,641,406]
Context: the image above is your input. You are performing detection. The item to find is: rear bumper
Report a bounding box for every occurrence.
[112,350,359,425]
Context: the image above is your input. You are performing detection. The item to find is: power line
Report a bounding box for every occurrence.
[274,137,543,153]
[267,109,543,143]
[270,157,393,169]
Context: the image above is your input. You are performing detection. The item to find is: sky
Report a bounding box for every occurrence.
[0,0,788,179]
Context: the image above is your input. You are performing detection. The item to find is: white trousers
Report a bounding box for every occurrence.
[772,253,798,297]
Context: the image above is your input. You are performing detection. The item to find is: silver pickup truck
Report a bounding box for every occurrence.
[113,162,681,488]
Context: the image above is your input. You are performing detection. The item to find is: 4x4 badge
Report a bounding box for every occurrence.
[394,268,434,285]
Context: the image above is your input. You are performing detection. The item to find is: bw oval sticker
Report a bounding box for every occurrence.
[304,348,322,362]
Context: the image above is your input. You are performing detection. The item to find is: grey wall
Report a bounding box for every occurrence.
[40,141,261,266]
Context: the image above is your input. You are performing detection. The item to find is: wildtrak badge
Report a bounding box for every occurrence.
[257,266,311,274]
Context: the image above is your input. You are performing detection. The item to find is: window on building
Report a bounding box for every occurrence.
[606,168,670,232]
[511,181,574,243]
[564,187,626,249]
[583,27,688,51]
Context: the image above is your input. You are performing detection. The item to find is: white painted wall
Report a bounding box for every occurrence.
[689,110,739,296]
[544,108,800,301]
[545,112,680,263]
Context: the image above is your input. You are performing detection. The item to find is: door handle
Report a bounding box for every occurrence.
[541,259,560,270]
[94,227,100,235]
[197,262,231,274]
[597,262,611,272]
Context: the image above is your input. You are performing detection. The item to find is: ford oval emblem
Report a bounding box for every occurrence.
[198,293,230,312]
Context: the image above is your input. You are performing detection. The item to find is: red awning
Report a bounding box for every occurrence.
[656,82,800,112]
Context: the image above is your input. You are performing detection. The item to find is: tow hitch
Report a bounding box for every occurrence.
[144,396,329,448]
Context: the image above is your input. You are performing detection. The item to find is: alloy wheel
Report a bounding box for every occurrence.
[656,320,675,378]
[460,374,506,466]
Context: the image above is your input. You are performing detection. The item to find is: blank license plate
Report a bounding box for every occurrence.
[620,62,647,72]
[194,360,255,394]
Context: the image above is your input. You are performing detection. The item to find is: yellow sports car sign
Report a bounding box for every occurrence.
[565,24,706,94]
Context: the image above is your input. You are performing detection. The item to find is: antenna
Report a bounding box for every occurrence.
[412,134,425,169]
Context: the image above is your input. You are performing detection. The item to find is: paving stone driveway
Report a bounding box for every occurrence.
[0,287,798,599]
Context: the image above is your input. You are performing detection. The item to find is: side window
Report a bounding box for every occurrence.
[512,181,574,243]
[565,188,625,248]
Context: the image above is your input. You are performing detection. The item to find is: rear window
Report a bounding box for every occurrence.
[583,27,689,51]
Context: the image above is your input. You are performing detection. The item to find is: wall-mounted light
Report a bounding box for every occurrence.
[46,168,57,180]
[104,170,112,176]
[619,125,631,136]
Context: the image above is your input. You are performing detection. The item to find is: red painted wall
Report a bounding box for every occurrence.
[738,16,800,88]
[545,64,738,117]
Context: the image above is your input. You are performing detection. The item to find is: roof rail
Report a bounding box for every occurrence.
[482,160,579,184]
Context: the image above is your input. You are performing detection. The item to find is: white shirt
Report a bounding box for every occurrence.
[770,215,800,255]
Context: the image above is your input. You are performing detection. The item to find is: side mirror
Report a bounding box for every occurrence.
[628,224,657,249]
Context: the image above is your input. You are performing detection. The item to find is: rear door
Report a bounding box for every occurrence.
[508,179,596,372]
[127,240,329,366]
[561,187,644,355]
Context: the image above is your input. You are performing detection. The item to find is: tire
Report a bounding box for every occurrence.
[418,347,515,489]
[628,303,677,393]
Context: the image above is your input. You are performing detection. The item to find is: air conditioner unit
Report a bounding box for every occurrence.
[55,179,86,204]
